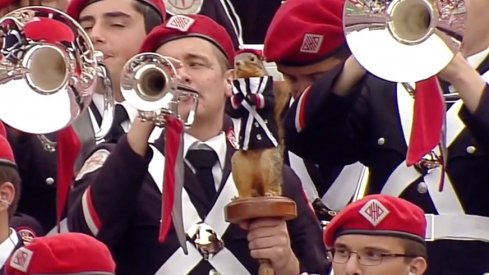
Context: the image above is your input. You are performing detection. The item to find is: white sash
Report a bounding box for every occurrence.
[287,96,365,210]
[46,218,69,236]
[288,151,364,210]
[381,84,465,214]
[148,146,249,275]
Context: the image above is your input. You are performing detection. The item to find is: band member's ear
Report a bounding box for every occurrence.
[0,182,14,210]
[225,69,234,97]
[409,257,427,275]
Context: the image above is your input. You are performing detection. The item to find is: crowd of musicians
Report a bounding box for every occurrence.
[0,0,487,274]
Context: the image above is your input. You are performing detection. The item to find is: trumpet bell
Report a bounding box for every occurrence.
[0,6,99,134]
[344,0,466,83]
[121,53,176,113]
[121,52,199,127]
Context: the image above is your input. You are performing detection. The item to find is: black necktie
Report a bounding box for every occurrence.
[186,149,218,201]
[106,104,129,142]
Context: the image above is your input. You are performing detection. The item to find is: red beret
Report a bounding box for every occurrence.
[0,134,15,166]
[264,0,346,66]
[5,233,115,275]
[140,14,235,65]
[324,194,426,247]
[67,0,166,21]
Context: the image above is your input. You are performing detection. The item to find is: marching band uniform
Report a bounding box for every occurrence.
[263,0,365,222]
[283,26,489,275]
[68,133,327,274]
[68,15,328,275]
[6,131,58,232]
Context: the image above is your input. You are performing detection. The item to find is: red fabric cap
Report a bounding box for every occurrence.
[324,195,426,247]
[264,0,345,66]
[0,0,14,9]
[5,233,115,275]
[24,18,75,43]
[67,0,166,21]
[0,135,15,165]
[140,14,235,65]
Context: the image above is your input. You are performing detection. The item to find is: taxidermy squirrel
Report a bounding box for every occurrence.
[227,49,283,198]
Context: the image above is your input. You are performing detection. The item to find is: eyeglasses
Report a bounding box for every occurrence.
[328,248,418,266]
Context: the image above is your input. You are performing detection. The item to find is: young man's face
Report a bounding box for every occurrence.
[79,0,147,96]
[277,56,343,99]
[156,37,233,124]
[331,234,427,275]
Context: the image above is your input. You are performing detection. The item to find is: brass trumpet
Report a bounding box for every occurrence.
[121,52,199,127]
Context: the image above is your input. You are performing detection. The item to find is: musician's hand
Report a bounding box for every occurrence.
[127,117,156,157]
[242,218,300,275]
[438,52,486,113]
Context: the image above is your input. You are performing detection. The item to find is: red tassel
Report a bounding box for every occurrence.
[406,77,445,166]
[56,126,81,231]
[159,116,184,243]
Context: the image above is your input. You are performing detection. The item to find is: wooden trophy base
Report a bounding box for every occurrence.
[225,196,298,275]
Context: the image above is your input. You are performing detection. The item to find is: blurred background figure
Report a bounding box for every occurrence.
[0,121,22,271]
